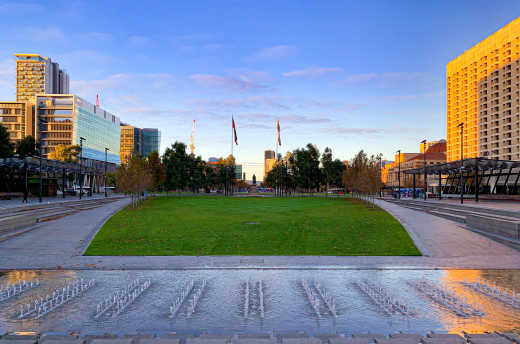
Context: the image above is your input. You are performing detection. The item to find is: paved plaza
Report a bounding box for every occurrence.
[0,197,519,270]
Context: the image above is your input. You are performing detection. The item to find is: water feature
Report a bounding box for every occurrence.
[0,269,519,335]
[0,279,39,302]
[462,277,520,309]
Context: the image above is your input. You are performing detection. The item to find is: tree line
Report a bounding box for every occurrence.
[264,144,382,195]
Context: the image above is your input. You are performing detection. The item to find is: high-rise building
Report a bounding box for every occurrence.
[141,128,160,157]
[15,54,69,102]
[120,125,142,165]
[119,125,160,164]
[264,150,275,179]
[0,102,35,145]
[35,94,121,164]
[447,17,520,161]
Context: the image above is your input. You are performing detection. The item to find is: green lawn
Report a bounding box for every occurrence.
[84,196,421,256]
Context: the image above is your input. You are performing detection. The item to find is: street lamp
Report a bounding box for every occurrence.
[79,137,86,200]
[457,123,464,204]
[104,147,109,198]
[396,149,401,199]
[421,139,427,200]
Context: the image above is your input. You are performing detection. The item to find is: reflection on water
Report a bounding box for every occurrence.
[0,269,519,335]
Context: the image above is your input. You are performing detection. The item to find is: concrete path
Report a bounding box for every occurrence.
[386,196,520,212]
[1,197,520,270]
[0,194,121,210]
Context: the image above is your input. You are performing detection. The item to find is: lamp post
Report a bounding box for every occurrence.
[457,123,464,204]
[79,137,85,200]
[396,149,401,199]
[104,147,109,198]
[421,139,427,200]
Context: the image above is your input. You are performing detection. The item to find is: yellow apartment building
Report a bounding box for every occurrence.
[447,17,520,161]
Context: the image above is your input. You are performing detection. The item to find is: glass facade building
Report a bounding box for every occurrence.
[35,94,121,164]
[141,128,160,157]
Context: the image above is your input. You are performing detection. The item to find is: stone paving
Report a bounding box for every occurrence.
[1,332,519,344]
[1,197,520,269]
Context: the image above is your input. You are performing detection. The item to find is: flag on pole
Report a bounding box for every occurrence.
[190,119,196,154]
[96,94,100,107]
[277,117,281,145]
[232,116,238,145]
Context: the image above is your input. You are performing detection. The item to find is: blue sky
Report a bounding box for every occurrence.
[0,1,519,179]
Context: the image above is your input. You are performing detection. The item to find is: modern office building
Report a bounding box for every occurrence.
[35,94,121,164]
[119,125,160,164]
[142,128,160,156]
[0,102,35,145]
[15,54,69,102]
[120,124,142,165]
[447,17,520,161]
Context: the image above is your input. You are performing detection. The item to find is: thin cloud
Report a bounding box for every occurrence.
[80,32,113,41]
[203,43,222,51]
[282,67,343,78]
[190,74,266,92]
[336,72,426,85]
[248,45,297,61]
[281,114,330,123]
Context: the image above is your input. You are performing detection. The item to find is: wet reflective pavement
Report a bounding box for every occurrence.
[1,269,519,336]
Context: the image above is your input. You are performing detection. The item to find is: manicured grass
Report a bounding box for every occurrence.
[84,196,420,256]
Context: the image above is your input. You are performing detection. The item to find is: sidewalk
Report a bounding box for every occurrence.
[0,194,122,210]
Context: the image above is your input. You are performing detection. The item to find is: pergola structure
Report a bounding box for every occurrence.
[402,157,520,202]
[0,156,118,201]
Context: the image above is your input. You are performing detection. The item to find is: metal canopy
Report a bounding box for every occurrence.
[402,157,520,175]
[0,157,117,175]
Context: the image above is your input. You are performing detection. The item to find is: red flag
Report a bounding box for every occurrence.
[277,118,281,145]
[232,116,238,145]
[96,94,100,107]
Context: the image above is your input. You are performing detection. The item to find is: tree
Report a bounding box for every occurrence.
[343,150,382,196]
[0,126,14,158]
[321,147,346,194]
[289,143,321,193]
[146,150,166,192]
[115,155,152,208]
[48,144,80,162]
[15,136,37,158]
[162,141,189,194]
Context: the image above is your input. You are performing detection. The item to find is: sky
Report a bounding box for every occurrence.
[0,1,519,180]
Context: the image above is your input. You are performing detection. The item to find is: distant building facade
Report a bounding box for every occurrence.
[15,54,69,102]
[447,17,520,161]
[0,101,35,145]
[141,128,160,157]
[119,125,160,164]
[35,94,121,164]
[264,150,275,179]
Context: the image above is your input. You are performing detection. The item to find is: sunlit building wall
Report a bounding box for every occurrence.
[35,94,121,164]
[15,54,69,102]
[447,17,520,161]
[120,125,141,165]
[0,102,35,145]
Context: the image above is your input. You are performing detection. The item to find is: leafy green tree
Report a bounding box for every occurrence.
[289,143,321,193]
[162,141,189,193]
[0,126,14,158]
[48,144,80,162]
[15,136,37,158]
[321,147,346,193]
